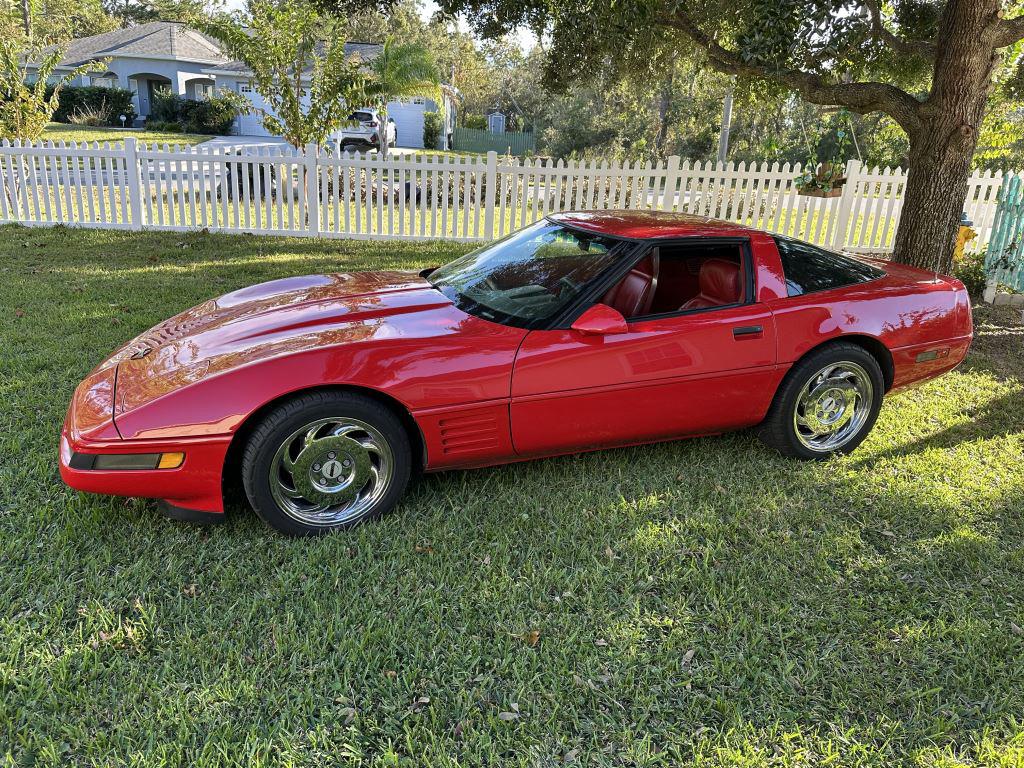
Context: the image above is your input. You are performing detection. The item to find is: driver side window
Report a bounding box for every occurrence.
[602,243,747,320]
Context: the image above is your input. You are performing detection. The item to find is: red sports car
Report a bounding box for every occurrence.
[60,212,973,535]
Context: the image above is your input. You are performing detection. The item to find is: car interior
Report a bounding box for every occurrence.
[601,243,747,319]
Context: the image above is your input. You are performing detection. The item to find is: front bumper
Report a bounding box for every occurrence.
[59,426,231,514]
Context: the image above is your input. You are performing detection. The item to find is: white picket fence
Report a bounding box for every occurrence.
[0,137,1009,252]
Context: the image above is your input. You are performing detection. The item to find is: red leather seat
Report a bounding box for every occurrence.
[602,252,659,318]
[680,258,741,311]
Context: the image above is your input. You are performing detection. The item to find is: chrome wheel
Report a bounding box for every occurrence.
[793,361,874,453]
[269,417,394,527]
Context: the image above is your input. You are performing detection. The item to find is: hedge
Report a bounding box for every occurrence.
[49,86,136,127]
[145,87,241,135]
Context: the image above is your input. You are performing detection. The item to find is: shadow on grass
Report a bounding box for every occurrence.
[855,385,1024,466]
[3,225,1024,765]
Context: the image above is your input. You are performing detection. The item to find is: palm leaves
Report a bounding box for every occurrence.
[364,37,440,113]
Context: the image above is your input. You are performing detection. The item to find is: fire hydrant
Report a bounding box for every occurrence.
[954,211,977,264]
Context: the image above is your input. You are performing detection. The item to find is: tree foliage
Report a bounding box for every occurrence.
[0,0,119,44]
[438,0,1024,271]
[102,0,226,29]
[0,40,105,141]
[197,0,372,148]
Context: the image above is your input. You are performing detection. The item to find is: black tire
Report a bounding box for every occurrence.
[241,390,411,536]
[757,342,885,460]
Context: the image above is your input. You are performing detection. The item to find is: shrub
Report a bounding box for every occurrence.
[145,120,183,133]
[461,113,487,130]
[953,250,988,298]
[179,91,245,135]
[423,110,442,149]
[150,88,184,123]
[143,89,243,135]
[49,85,136,127]
[66,101,109,126]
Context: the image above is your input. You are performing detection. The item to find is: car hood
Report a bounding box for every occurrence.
[111,270,455,416]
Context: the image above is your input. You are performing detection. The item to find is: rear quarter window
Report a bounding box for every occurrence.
[773,237,886,297]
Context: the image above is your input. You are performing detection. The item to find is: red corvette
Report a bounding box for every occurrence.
[60,212,973,535]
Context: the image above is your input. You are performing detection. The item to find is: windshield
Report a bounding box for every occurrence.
[428,221,626,327]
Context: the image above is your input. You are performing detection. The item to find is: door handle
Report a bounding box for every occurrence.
[732,325,763,339]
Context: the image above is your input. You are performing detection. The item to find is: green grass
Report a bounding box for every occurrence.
[39,123,211,147]
[406,148,490,159]
[2,226,1024,767]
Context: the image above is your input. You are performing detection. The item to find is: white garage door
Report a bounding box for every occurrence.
[236,82,272,136]
[388,99,426,149]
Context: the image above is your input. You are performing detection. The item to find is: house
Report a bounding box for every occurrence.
[34,23,459,148]
[205,43,460,149]
[35,22,228,123]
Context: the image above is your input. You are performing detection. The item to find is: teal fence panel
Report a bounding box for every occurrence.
[986,174,1024,292]
[452,127,536,156]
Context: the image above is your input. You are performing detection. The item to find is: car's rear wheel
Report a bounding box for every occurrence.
[757,342,884,459]
[241,391,411,535]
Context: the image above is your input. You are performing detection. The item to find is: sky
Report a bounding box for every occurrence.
[219,0,539,51]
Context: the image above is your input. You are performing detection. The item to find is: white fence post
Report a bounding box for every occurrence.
[831,159,862,251]
[661,155,681,211]
[484,150,497,240]
[1,140,1014,249]
[124,137,144,230]
[304,142,319,236]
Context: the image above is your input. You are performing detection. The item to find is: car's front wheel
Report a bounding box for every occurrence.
[241,391,411,535]
[758,342,884,459]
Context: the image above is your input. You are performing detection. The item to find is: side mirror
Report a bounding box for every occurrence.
[570,303,628,336]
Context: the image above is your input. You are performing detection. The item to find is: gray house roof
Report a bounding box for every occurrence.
[206,42,384,78]
[49,22,229,67]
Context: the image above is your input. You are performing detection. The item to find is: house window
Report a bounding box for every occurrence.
[239,82,253,94]
[412,96,425,105]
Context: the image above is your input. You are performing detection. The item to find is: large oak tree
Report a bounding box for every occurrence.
[439,0,1024,273]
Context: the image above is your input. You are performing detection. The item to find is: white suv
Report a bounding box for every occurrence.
[332,109,397,151]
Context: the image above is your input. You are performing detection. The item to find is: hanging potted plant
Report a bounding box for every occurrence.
[795,161,847,198]
[795,127,850,198]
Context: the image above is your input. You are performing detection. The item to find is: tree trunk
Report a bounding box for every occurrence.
[654,69,673,156]
[891,0,1001,274]
[21,0,31,37]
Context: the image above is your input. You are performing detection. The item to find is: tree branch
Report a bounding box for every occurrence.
[661,7,924,135]
[995,14,1024,47]
[858,0,937,59]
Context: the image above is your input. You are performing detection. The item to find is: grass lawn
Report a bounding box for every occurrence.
[407,148,490,159]
[2,226,1024,767]
[39,123,211,147]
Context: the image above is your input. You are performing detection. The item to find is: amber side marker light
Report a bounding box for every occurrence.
[73,452,186,470]
[158,452,185,469]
